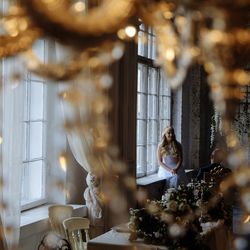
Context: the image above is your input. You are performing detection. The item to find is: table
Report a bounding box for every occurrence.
[87,230,167,250]
[88,221,231,250]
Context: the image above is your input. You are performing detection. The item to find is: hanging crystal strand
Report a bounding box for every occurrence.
[0,3,41,58]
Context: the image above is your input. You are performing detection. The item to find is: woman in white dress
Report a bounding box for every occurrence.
[157,126,187,188]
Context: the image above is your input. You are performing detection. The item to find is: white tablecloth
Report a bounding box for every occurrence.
[87,230,167,250]
[88,221,232,250]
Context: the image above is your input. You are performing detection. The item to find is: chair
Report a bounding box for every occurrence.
[63,217,90,250]
[48,204,74,238]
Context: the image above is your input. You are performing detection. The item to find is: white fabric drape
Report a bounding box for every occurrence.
[0,57,24,249]
[61,103,103,222]
[67,124,103,220]
[66,131,92,173]
[67,127,103,222]
[55,44,103,223]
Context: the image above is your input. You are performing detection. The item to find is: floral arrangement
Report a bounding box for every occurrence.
[129,182,232,249]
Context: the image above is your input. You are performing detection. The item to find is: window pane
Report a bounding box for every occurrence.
[148,95,158,119]
[147,144,158,173]
[21,163,28,203]
[137,145,146,174]
[160,72,171,96]
[148,68,158,95]
[137,120,147,145]
[21,161,44,205]
[137,93,147,119]
[148,34,154,60]
[22,123,28,161]
[160,95,171,120]
[138,64,147,93]
[23,82,29,121]
[152,35,157,60]
[163,96,171,119]
[146,28,156,60]
[30,82,44,120]
[29,122,43,159]
[30,40,45,81]
[138,31,146,57]
[147,120,158,144]
[138,24,147,57]
[164,84,171,96]
[159,122,164,141]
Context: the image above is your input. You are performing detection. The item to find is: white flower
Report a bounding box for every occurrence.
[154,231,161,238]
[167,188,176,193]
[167,200,178,212]
[196,199,202,207]
[169,223,185,237]
[193,189,199,197]
[162,193,171,201]
[161,200,168,207]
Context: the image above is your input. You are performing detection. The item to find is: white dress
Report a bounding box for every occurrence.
[158,154,187,188]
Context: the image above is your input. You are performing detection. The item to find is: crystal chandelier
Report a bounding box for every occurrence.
[0,0,250,246]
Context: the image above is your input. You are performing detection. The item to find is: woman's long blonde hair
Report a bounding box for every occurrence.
[159,127,182,158]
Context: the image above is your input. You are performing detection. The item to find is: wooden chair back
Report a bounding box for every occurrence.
[63,217,90,250]
[48,204,73,238]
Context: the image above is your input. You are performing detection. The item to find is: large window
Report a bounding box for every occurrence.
[21,40,48,209]
[1,39,66,212]
[136,24,171,177]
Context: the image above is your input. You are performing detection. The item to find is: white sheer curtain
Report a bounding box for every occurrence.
[61,94,103,223]
[55,44,103,224]
[67,129,103,221]
[0,57,24,249]
[0,40,69,248]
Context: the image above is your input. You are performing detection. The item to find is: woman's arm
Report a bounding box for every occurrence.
[157,146,173,173]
